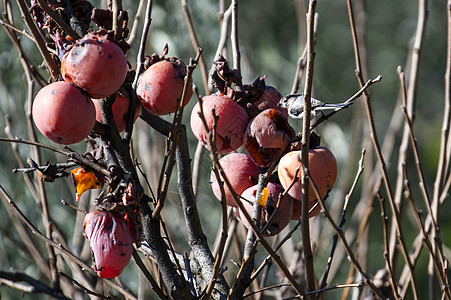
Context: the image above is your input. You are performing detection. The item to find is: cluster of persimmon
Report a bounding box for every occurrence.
[190,58,338,236]
[30,1,339,278]
[30,2,193,279]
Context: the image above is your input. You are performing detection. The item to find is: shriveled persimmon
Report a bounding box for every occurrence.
[234,182,293,236]
[83,210,134,278]
[253,85,288,119]
[244,108,295,167]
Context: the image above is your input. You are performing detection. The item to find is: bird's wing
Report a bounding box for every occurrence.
[288,99,305,118]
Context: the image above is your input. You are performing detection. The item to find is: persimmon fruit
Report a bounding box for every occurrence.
[244,108,295,167]
[253,85,288,119]
[136,59,192,115]
[210,153,259,207]
[61,32,128,99]
[83,210,134,278]
[93,93,141,132]
[235,182,293,236]
[32,81,95,144]
[278,146,337,205]
[190,94,249,154]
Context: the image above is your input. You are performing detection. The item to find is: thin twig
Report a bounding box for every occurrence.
[127,0,146,45]
[182,0,210,94]
[15,0,59,80]
[132,249,168,299]
[376,192,401,299]
[300,1,317,297]
[35,0,81,40]
[0,269,69,300]
[0,17,35,41]
[402,166,451,300]
[318,149,366,294]
[58,272,111,299]
[132,0,153,89]
[310,75,382,131]
[302,165,386,299]
[347,0,419,297]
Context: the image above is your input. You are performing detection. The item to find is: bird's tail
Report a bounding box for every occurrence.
[320,101,352,110]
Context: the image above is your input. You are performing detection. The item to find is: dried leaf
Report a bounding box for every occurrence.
[71,167,104,201]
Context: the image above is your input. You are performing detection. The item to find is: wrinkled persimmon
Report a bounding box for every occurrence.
[244,108,296,167]
[235,182,293,236]
[253,85,288,119]
[83,210,134,278]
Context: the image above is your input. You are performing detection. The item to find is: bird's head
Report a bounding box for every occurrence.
[278,94,302,109]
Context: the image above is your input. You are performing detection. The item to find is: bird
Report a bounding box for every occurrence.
[278,94,352,120]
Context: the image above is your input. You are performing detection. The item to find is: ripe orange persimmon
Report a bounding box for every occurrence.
[278,146,337,205]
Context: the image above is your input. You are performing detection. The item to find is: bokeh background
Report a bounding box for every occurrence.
[0,0,449,299]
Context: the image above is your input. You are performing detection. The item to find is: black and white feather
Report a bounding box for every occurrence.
[278,94,352,120]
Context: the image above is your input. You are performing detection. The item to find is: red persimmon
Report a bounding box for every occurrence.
[61,32,128,99]
[190,94,249,154]
[83,210,134,279]
[93,93,141,132]
[235,182,293,236]
[32,81,95,144]
[210,153,259,207]
[244,108,296,167]
[136,59,192,115]
[253,85,288,119]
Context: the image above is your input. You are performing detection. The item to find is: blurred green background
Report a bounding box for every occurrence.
[0,0,449,299]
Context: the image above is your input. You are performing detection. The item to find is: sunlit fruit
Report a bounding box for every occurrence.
[93,93,141,132]
[83,210,134,278]
[136,58,192,115]
[190,94,249,154]
[244,108,296,167]
[32,81,95,144]
[61,31,128,98]
[278,146,337,203]
[210,153,259,207]
[235,182,293,236]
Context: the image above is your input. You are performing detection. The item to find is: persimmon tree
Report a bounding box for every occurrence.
[0,0,450,300]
